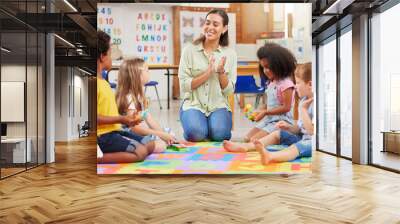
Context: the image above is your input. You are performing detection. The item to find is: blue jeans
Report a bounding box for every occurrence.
[98,130,156,154]
[280,130,312,158]
[97,131,144,153]
[180,108,232,142]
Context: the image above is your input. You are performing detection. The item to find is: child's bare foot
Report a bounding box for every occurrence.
[244,136,250,142]
[249,136,259,142]
[153,140,166,153]
[223,140,248,153]
[254,140,271,165]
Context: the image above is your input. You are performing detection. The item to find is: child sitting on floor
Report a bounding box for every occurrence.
[225,63,313,165]
[115,58,177,153]
[229,43,297,144]
[97,30,156,163]
[255,62,313,164]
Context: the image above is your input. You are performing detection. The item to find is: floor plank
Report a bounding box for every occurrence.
[1,137,400,223]
[0,99,399,223]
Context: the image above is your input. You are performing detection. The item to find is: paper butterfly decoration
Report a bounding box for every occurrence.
[183,33,194,44]
[111,45,123,61]
[182,16,194,27]
[199,17,205,27]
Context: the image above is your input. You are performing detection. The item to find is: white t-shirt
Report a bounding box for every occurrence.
[127,94,144,112]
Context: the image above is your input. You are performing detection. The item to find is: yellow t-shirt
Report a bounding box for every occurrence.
[97,78,121,136]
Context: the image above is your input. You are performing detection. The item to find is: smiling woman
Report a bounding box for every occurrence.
[178,9,237,142]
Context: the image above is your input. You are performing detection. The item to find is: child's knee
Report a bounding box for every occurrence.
[145,141,156,154]
[154,140,166,153]
[272,131,281,141]
[134,144,150,161]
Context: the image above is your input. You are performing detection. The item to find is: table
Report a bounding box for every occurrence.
[229,63,260,128]
[148,64,179,110]
[237,63,259,75]
[1,138,31,163]
[381,131,400,154]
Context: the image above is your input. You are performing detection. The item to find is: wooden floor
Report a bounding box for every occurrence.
[1,99,400,223]
[372,150,400,171]
[1,167,26,177]
[0,135,399,223]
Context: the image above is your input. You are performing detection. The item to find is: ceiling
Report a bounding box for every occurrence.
[311,0,390,43]
[0,0,394,73]
[0,0,97,73]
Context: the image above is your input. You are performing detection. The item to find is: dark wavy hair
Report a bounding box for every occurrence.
[97,30,111,60]
[193,9,229,47]
[257,43,297,82]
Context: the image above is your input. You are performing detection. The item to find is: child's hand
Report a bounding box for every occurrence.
[254,110,267,122]
[120,114,136,126]
[132,111,143,125]
[121,111,142,127]
[275,121,291,130]
[302,97,314,109]
[159,132,177,145]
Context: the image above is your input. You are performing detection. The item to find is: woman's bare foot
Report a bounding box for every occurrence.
[223,140,248,153]
[254,140,271,165]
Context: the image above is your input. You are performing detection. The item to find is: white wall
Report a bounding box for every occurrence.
[55,66,68,141]
[54,67,89,141]
[72,73,89,138]
[1,65,31,138]
[1,64,45,163]
[292,3,312,63]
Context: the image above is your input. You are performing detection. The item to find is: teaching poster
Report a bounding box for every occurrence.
[97,4,173,65]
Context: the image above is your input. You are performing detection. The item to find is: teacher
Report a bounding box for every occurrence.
[178,9,237,142]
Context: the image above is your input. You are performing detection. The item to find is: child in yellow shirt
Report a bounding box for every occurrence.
[97,30,155,163]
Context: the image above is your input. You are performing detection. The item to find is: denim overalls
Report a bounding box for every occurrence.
[255,80,294,133]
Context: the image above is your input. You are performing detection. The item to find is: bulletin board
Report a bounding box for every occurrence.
[97,4,173,65]
[179,11,236,53]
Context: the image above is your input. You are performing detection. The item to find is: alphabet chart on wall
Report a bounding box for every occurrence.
[97,4,173,65]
